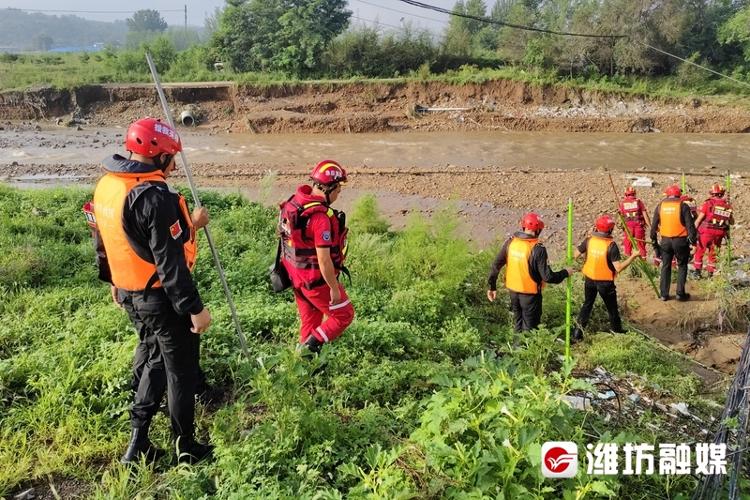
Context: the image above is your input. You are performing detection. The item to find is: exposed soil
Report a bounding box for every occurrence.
[2,79,750,134]
[2,79,748,381]
[619,278,747,378]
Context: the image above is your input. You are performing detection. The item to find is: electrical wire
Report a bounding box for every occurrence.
[396,0,627,39]
[8,8,183,14]
[350,14,404,31]
[395,0,750,89]
[352,0,449,25]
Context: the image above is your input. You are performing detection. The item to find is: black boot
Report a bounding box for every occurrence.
[571,327,584,344]
[120,426,166,464]
[174,435,214,465]
[302,335,323,354]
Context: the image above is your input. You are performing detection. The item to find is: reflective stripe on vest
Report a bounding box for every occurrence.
[582,235,615,281]
[93,172,197,291]
[659,200,687,238]
[705,199,732,230]
[279,199,347,271]
[505,237,541,294]
[620,197,644,224]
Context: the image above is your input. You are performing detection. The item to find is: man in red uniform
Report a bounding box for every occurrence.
[693,183,734,278]
[571,215,639,342]
[279,160,355,353]
[618,186,650,258]
[486,213,573,332]
[651,185,697,301]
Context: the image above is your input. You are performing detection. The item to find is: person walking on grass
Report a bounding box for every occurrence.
[279,160,355,354]
[571,215,640,342]
[650,185,697,301]
[693,183,734,278]
[487,213,573,332]
[85,117,213,465]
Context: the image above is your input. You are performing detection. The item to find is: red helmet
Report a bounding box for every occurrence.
[710,183,725,197]
[125,117,182,157]
[310,160,347,186]
[665,185,682,197]
[521,212,545,233]
[595,214,616,233]
[624,186,636,197]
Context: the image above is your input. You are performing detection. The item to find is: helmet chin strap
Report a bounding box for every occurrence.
[153,154,173,171]
[315,182,339,204]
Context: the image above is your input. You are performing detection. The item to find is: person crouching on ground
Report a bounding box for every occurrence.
[486,212,574,332]
[279,160,355,353]
[572,215,639,342]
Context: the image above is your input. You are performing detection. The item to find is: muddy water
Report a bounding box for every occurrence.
[1,125,748,171]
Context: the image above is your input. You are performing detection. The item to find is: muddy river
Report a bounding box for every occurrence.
[1,125,748,171]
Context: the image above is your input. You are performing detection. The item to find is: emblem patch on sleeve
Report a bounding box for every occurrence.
[322,231,331,242]
[170,220,183,239]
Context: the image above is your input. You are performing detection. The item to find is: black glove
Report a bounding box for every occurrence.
[652,240,662,259]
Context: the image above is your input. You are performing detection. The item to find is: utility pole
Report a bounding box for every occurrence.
[184,5,187,32]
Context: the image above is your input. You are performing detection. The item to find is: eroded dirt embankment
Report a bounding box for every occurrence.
[2,79,750,134]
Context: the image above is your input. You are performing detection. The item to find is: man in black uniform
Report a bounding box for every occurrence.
[650,185,697,301]
[487,213,573,332]
[87,117,213,465]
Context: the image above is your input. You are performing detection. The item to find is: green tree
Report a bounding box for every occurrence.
[719,4,750,65]
[126,9,168,33]
[212,0,350,76]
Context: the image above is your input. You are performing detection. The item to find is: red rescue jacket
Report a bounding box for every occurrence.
[279,185,348,288]
[619,196,645,225]
[700,198,733,232]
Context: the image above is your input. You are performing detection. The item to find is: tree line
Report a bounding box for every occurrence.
[206,0,750,83]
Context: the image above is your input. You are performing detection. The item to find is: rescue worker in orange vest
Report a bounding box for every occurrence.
[487,213,573,332]
[571,215,639,342]
[618,186,650,258]
[650,185,697,301]
[280,160,355,353]
[86,118,213,465]
[692,183,734,278]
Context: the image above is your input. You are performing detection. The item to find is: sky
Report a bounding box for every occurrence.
[0,0,457,32]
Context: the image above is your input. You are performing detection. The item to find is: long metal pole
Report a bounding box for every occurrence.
[565,198,573,360]
[726,171,733,265]
[145,52,250,360]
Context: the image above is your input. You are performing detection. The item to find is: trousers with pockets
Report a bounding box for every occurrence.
[120,288,200,438]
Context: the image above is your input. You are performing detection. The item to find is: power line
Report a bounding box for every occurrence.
[396,0,750,89]
[396,0,626,39]
[640,41,750,89]
[351,14,403,31]
[7,8,184,14]
[352,0,449,25]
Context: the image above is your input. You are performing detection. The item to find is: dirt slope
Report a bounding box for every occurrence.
[2,79,750,134]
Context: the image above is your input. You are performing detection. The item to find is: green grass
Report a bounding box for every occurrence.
[3,52,749,107]
[0,185,717,498]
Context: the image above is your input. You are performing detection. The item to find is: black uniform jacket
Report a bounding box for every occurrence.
[93,155,203,316]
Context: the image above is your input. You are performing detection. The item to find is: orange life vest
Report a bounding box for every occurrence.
[582,235,615,281]
[659,199,688,238]
[505,237,542,294]
[93,171,197,291]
